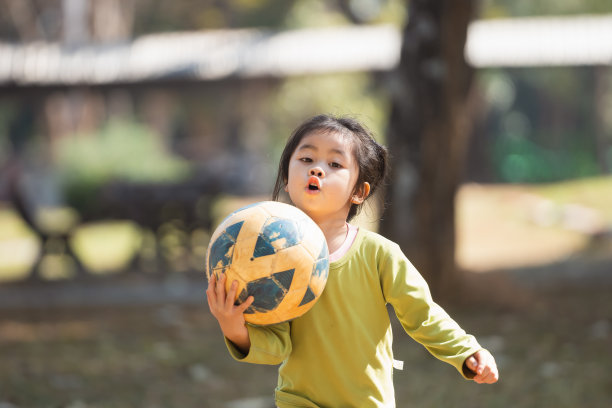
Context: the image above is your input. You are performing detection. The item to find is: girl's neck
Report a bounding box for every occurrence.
[315,217,349,254]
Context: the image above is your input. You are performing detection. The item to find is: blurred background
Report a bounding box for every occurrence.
[0,0,611,407]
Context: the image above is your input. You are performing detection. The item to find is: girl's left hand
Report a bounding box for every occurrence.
[465,349,499,384]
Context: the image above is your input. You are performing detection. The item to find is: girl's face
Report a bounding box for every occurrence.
[285,130,362,224]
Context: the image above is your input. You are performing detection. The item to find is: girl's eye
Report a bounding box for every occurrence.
[330,162,342,168]
[299,157,313,163]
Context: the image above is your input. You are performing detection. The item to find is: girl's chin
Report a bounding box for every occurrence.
[293,202,321,217]
[304,188,321,196]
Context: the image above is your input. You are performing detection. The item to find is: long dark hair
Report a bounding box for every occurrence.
[272,114,388,221]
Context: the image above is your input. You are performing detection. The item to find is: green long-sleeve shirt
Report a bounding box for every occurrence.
[225,228,483,407]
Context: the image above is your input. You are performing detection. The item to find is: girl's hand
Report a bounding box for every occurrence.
[465,349,499,384]
[206,273,254,353]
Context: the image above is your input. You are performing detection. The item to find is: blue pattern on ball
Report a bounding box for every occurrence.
[298,244,329,306]
[298,286,316,306]
[238,269,295,313]
[312,245,329,279]
[208,221,243,274]
[252,217,302,259]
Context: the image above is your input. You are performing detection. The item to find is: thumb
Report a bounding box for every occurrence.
[466,355,479,373]
[238,295,255,312]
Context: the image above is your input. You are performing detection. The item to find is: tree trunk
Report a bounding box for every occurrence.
[593,66,611,174]
[381,0,476,299]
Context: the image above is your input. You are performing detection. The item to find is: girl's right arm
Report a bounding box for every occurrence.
[206,273,254,354]
[380,243,489,379]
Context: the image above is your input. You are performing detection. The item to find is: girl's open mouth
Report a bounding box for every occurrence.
[307,176,321,191]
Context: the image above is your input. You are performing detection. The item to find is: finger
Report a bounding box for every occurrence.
[225,280,239,308]
[479,365,491,378]
[207,292,217,314]
[207,273,216,290]
[478,371,497,384]
[215,273,227,302]
[206,274,217,303]
[477,366,499,384]
[466,356,478,373]
[238,295,255,313]
[472,351,487,375]
[486,366,499,383]
[484,374,497,384]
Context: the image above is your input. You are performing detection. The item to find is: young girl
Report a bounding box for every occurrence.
[207,114,499,407]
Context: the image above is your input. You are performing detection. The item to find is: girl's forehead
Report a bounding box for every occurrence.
[297,129,354,152]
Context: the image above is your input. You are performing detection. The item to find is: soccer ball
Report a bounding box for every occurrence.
[206,201,329,325]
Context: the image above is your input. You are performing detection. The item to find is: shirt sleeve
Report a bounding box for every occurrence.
[380,243,483,379]
[224,321,292,365]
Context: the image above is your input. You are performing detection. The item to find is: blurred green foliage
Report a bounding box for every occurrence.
[478,0,612,182]
[479,67,611,183]
[268,72,389,162]
[134,0,297,32]
[56,120,191,212]
[132,0,406,35]
[494,133,600,183]
[481,0,612,18]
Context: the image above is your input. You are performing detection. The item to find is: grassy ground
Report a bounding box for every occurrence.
[0,178,611,407]
[0,281,610,408]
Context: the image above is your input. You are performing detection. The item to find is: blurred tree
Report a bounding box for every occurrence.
[381,0,477,298]
[594,67,612,173]
[2,0,47,41]
[381,0,612,298]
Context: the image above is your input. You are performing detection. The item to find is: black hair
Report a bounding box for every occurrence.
[272,114,388,221]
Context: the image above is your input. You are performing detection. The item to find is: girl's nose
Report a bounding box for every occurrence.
[310,167,324,177]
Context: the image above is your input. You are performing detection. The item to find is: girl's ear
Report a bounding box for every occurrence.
[351,182,370,205]
[284,184,288,192]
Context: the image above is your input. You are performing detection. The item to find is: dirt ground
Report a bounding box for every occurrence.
[0,267,610,408]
